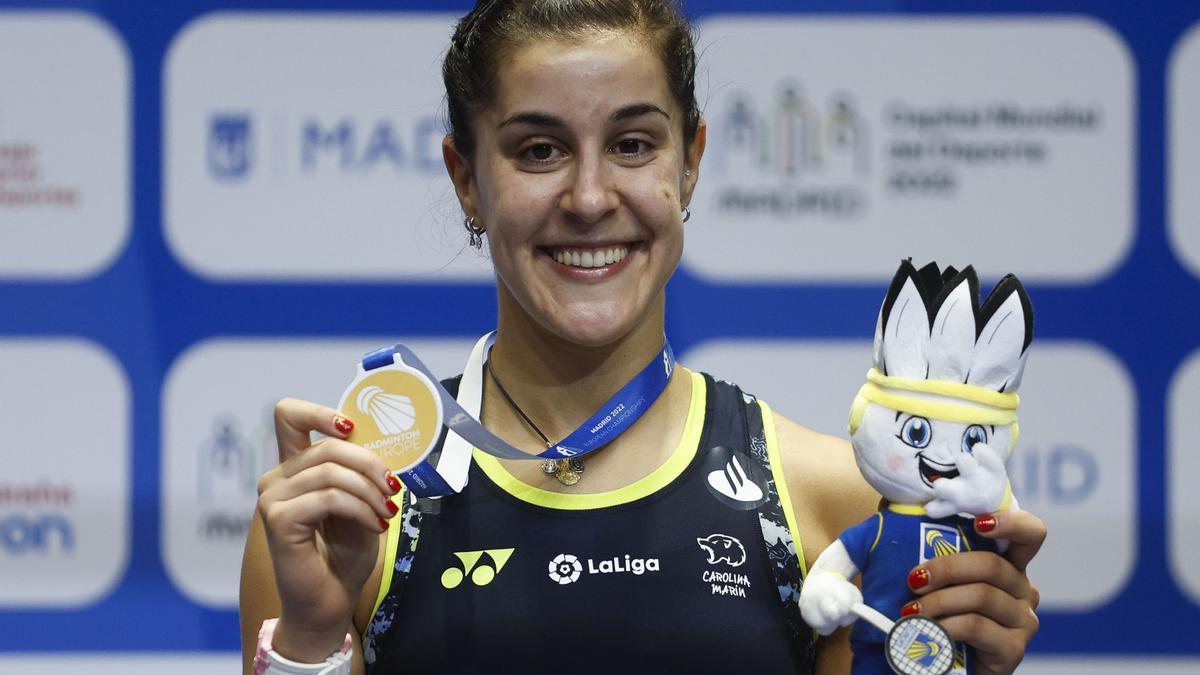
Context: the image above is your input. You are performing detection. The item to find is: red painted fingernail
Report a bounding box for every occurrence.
[975,514,998,533]
[385,499,399,516]
[901,601,921,617]
[334,416,353,435]
[378,517,389,531]
[385,473,401,494]
[908,568,930,590]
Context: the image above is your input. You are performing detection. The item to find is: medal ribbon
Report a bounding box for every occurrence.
[359,331,675,497]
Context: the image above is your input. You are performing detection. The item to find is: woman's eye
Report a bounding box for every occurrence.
[613,138,651,156]
[899,416,932,448]
[521,143,562,163]
[961,425,988,454]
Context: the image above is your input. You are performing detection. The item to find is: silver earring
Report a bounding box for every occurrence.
[684,170,692,177]
[464,216,486,249]
[681,206,691,223]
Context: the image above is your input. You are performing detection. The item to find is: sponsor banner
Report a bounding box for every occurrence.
[164,13,491,280]
[684,339,1135,609]
[1168,24,1200,278]
[0,653,241,674]
[1168,349,1200,605]
[0,340,129,606]
[160,337,474,607]
[688,18,1133,282]
[0,12,130,279]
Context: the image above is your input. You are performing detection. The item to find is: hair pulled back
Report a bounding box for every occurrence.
[443,0,699,160]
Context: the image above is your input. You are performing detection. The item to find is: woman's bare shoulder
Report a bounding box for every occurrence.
[767,410,879,569]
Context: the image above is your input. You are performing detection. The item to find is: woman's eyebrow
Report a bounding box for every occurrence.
[497,111,563,129]
[497,103,670,130]
[610,102,670,122]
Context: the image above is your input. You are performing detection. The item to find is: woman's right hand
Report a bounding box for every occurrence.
[254,398,401,663]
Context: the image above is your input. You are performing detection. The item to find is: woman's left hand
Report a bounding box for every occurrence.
[904,509,1046,675]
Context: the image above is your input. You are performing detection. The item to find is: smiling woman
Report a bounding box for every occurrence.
[239,2,1045,674]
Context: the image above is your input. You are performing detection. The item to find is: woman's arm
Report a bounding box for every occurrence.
[238,399,398,675]
[773,413,1044,675]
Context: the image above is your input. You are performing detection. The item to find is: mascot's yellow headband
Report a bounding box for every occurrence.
[849,368,1020,446]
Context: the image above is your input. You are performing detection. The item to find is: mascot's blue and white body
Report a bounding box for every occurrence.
[798,260,1034,675]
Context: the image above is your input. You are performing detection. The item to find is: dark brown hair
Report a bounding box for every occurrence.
[443,0,699,160]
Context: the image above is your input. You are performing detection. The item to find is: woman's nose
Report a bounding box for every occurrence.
[561,152,618,224]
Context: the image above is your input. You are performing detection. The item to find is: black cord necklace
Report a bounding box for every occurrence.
[485,360,586,486]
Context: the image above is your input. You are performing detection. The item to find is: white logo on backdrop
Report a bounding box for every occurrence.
[0,13,130,279]
[164,13,491,281]
[161,338,472,607]
[1167,349,1200,606]
[685,339,1135,610]
[0,340,128,606]
[1168,25,1200,279]
[688,18,1133,282]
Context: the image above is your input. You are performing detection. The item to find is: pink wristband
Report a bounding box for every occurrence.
[254,618,353,675]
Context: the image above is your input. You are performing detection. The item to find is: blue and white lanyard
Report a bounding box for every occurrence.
[359,331,675,497]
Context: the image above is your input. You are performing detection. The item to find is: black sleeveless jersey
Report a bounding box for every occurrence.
[362,372,816,674]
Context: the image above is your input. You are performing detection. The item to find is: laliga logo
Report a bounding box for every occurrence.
[548,553,583,585]
[357,386,416,435]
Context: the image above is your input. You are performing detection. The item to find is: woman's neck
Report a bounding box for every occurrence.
[487,295,667,441]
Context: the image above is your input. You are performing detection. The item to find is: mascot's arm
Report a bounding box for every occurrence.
[925,440,1012,519]
[770,412,880,672]
[799,540,863,635]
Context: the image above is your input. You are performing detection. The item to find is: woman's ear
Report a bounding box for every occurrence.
[681,117,707,208]
[443,135,476,218]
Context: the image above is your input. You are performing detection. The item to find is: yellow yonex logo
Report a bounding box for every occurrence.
[441,548,515,589]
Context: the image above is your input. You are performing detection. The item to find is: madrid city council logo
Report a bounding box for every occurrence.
[548,553,583,585]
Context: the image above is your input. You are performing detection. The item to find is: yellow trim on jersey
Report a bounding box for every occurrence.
[472,370,705,511]
[887,503,927,516]
[867,512,885,554]
[866,368,1019,410]
[365,488,404,637]
[760,400,808,578]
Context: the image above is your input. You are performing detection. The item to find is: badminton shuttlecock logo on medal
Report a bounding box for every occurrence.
[338,365,443,474]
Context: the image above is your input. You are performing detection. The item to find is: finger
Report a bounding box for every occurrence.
[261,487,389,542]
[277,437,398,498]
[903,582,1031,629]
[909,550,1029,601]
[937,612,1030,671]
[972,442,1004,474]
[974,508,1046,572]
[274,398,356,461]
[954,450,980,478]
[264,461,399,522]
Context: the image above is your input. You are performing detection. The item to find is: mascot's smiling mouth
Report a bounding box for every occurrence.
[917,454,960,488]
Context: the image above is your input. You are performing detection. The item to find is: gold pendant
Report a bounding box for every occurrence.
[555,467,581,486]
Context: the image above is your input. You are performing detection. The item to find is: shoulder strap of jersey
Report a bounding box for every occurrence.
[362,375,460,668]
[701,374,815,671]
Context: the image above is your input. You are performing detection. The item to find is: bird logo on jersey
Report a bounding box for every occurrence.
[696,533,747,567]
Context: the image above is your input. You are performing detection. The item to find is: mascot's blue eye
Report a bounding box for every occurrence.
[900,416,932,448]
[962,425,988,453]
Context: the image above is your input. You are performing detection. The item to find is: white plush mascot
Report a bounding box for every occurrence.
[798,260,1033,675]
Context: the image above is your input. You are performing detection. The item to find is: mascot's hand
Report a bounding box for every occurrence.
[925,441,1009,518]
[798,571,863,635]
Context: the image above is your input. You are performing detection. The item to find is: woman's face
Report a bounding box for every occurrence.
[446,30,705,348]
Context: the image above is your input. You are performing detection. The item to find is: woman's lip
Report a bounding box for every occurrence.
[539,243,639,281]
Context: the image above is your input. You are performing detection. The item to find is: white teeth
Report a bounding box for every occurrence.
[552,245,630,268]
